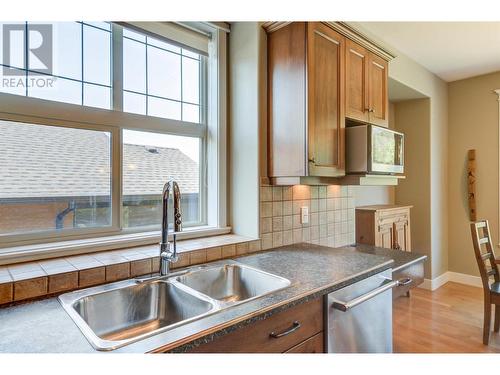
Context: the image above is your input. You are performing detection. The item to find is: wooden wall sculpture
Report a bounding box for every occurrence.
[467,149,477,221]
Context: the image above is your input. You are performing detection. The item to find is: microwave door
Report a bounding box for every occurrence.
[370,127,404,174]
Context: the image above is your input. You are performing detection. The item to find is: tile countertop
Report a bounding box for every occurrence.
[0,243,426,353]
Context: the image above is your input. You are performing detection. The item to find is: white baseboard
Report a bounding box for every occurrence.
[417,271,482,291]
[418,272,450,291]
[447,271,483,288]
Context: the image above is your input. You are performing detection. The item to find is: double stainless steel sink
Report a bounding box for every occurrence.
[59,261,291,351]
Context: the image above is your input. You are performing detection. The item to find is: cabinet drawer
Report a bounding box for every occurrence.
[392,261,424,299]
[378,208,409,219]
[285,331,324,353]
[378,214,408,226]
[190,298,323,353]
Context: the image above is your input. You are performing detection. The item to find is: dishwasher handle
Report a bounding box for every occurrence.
[331,279,398,312]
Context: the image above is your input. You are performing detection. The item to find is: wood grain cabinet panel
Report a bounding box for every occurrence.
[188,298,323,353]
[307,22,345,177]
[267,22,345,179]
[345,39,369,123]
[285,332,324,353]
[345,41,389,127]
[367,54,389,127]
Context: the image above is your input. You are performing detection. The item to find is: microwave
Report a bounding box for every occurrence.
[346,124,404,175]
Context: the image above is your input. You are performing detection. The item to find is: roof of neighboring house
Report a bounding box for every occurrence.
[0,120,199,199]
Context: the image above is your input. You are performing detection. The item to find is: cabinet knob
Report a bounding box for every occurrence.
[308,157,316,164]
[369,108,374,113]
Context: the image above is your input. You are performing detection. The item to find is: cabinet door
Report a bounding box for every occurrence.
[307,22,345,177]
[345,39,369,123]
[285,332,324,353]
[367,53,388,127]
[393,220,410,251]
[377,223,394,249]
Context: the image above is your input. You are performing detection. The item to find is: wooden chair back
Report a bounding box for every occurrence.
[470,220,500,292]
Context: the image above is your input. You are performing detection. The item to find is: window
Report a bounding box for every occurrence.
[122,130,201,229]
[0,22,227,254]
[122,29,202,123]
[0,120,112,235]
[0,22,112,109]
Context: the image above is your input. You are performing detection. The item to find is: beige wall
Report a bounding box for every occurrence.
[388,51,449,280]
[448,71,500,276]
[394,99,432,277]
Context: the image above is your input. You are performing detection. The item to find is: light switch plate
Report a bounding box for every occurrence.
[301,206,309,224]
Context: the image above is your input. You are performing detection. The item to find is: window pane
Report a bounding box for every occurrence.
[147,46,181,100]
[123,28,146,43]
[123,38,146,93]
[123,91,146,115]
[0,22,26,69]
[0,66,26,96]
[182,56,199,104]
[148,96,181,120]
[50,22,82,80]
[0,120,112,235]
[122,129,200,229]
[147,36,181,54]
[182,49,199,60]
[84,83,111,109]
[83,24,111,85]
[182,103,199,123]
[83,22,111,31]
[28,74,81,105]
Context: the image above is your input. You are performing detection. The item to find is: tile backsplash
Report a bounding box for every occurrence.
[260,185,355,250]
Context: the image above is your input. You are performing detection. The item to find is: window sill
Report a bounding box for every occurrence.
[0,226,232,266]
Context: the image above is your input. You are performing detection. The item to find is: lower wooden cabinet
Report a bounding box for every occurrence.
[356,205,412,252]
[285,332,324,353]
[188,298,324,353]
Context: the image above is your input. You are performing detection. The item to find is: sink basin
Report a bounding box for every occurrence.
[59,261,290,351]
[59,280,216,350]
[175,263,291,304]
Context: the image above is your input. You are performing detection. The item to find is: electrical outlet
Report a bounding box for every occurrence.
[301,206,309,224]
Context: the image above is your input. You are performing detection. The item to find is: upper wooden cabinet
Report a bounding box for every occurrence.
[266,22,391,183]
[367,54,389,126]
[267,22,345,179]
[345,40,389,127]
[307,22,345,177]
[345,39,369,122]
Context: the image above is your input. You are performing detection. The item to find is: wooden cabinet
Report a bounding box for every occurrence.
[393,219,410,251]
[356,205,412,251]
[367,54,389,126]
[266,22,391,184]
[345,39,369,122]
[345,40,389,127]
[267,22,345,179]
[285,332,324,353]
[188,297,324,353]
[307,22,345,177]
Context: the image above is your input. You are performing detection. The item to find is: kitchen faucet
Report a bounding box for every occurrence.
[159,180,182,276]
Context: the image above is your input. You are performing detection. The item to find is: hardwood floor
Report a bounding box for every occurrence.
[394,282,500,353]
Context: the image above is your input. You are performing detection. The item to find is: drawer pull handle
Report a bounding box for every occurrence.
[269,321,301,338]
[397,277,412,286]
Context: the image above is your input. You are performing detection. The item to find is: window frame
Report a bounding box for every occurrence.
[0,22,228,256]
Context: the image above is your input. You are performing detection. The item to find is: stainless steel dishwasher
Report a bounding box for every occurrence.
[326,269,399,353]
